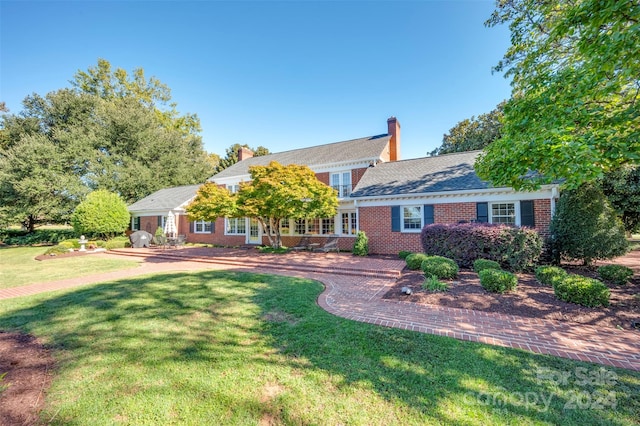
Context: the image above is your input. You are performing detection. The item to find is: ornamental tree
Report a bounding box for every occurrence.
[476,0,640,190]
[187,161,338,249]
[71,190,130,239]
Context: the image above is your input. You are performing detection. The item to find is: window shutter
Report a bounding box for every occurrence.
[476,203,488,223]
[391,206,401,232]
[157,216,163,228]
[189,221,194,233]
[520,200,535,227]
[423,205,434,225]
[210,221,215,234]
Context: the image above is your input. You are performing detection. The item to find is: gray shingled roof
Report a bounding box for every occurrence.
[350,151,492,197]
[128,184,201,212]
[210,134,391,180]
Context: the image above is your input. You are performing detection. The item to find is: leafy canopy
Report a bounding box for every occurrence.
[476,0,640,190]
[188,161,338,248]
[430,102,504,156]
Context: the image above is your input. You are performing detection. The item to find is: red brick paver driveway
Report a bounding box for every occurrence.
[2,247,639,371]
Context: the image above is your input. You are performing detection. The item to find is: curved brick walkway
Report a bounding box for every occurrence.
[1,248,638,371]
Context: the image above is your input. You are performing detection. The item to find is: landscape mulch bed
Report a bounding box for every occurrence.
[384,254,640,330]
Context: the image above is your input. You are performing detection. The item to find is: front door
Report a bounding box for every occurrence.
[247,218,261,244]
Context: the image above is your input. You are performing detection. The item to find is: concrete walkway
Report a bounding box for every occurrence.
[2,247,639,371]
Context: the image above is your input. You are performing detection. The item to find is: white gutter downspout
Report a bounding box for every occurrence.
[354,199,359,233]
[551,187,559,216]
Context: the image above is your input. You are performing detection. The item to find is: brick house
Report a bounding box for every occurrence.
[128,117,559,254]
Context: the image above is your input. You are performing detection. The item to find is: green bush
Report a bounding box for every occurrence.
[352,231,369,256]
[535,266,568,286]
[43,245,72,255]
[423,275,449,292]
[553,275,610,307]
[105,236,131,250]
[473,259,501,273]
[57,241,76,250]
[479,269,518,293]
[398,251,413,260]
[71,190,130,240]
[88,240,107,249]
[0,229,78,246]
[60,238,81,249]
[421,256,459,279]
[549,183,628,265]
[598,264,634,286]
[405,253,429,270]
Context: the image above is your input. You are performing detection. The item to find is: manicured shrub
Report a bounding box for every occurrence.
[57,241,76,250]
[43,245,72,255]
[405,253,429,270]
[0,229,78,246]
[473,259,501,273]
[71,190,130,240]
[423,275,449,292]
[60,238,81,249]
[535,266,568,286]
[553,275,610,307]
[398,251,413,260]
[105,236,131,250]
[549,183,628,265]
[598,264,634,286]
[88,240,107,249]
[421,256,459,279]
[352,231,369,256]
[479,269,518,293]
[421,223,542,271]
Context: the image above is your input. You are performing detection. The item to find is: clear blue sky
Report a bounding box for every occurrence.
[1,0,512,160]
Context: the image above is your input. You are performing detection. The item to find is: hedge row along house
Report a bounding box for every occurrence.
[128,117,559,254]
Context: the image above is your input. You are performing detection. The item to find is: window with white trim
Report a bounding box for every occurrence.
[331,172,352,197]
[321,218,335,234]
[227,184,240,193]
[341,212,357,235]
[402,206,422,231]
[490,202,517,225]
[226,217,246,234]
[194,220,212,233]
[131,216,141,231]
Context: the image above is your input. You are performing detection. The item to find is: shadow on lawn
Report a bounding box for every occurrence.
[0,270,637,425]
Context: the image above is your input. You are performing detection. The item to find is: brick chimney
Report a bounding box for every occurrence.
[238,147,254,161]
[387,116,401,161]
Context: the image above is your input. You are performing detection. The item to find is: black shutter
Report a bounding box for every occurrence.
[476,202,489,223]
[210,221,215,234]
[391,206,401,232]
[189,221,194,233]
[423,205,434,225]
[520,200,535,228]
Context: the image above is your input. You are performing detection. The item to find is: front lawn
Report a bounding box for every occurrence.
[0,246,140,289]
[0,271,638,425]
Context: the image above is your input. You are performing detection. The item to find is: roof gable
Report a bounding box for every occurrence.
[350,151,491,197]
[210,134,391,180]
[128,184,201,212]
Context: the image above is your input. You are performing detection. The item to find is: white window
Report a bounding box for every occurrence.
[490,202,517,225]
[226,218,246,234]
[402,206,422,231]
[227,184,240,193]
[131,216,141,231]
[331,172,352,197]
[194,220,212,233]
[341,212,357,235]
[321,218,335,234]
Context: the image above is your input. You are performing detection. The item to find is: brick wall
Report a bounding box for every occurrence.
[358,199,555,255]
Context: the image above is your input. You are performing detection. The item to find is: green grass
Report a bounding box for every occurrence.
[0,246,139,289]
[0,271,638,425]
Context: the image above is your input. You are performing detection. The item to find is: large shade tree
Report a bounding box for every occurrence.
[0,60,214,228]
[475,0,640,190]
[429,102,505,156]
[188,161,338,249]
